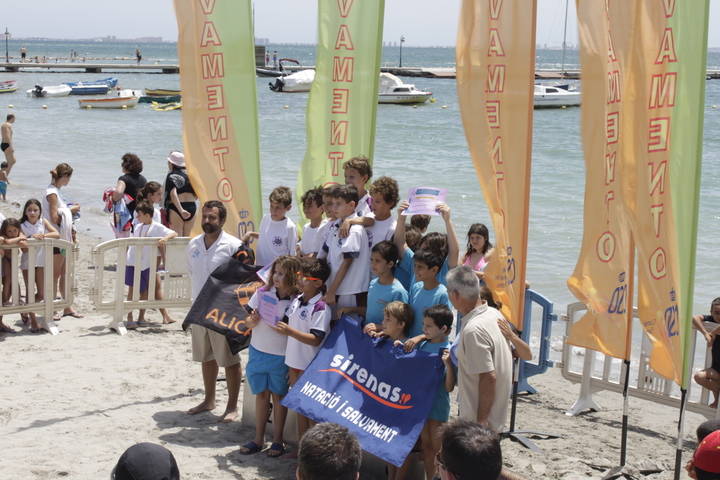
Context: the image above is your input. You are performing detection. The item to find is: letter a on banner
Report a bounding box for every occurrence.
[296,0,385,215]
[174,0,262,237]
[567,1,636,360]
[622,1,708,386]
[456,0,536,329]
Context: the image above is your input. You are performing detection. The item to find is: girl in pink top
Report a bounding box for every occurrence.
[462,223,493,280]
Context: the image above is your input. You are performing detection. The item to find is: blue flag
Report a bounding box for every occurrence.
[282,316,444,467]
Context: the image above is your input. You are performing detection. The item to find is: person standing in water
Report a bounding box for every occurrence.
[1,114,16,175]
[135,47,142,64]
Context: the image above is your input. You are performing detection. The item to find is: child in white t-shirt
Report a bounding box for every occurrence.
[367,176,399,247]
[339,156,376,238]
[298,187,327,257]
[275,257,332,441]
[241,255,302,458]
[132,181,163,227]
[124,202,177,326]
[246,186,297,266]
[318,185,371,312]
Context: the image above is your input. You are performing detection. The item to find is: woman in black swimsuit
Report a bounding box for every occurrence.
[164,151,197,236]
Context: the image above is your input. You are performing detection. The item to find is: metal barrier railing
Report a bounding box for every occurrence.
[0,239,76,335]
[560,302,720,419]
[90,237,191,335]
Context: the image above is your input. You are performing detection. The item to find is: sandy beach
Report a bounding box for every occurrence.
[0,208,708,480]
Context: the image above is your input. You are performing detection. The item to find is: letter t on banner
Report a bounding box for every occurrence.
[174,0,263,237]
[456,0,537,330]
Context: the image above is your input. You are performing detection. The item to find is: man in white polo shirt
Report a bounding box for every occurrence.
[186,200,243,422]
[447,266,512,432]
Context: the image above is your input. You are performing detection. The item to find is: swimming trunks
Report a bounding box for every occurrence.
[0,181,7,196]
[0,143,9,152]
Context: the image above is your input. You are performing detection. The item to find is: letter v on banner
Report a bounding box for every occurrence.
[456,0,536,330]
[173,0,263,238]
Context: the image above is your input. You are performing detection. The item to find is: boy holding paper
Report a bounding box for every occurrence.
[241,255,302,458]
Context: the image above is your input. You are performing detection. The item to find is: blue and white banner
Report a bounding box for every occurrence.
[282,317,444,467]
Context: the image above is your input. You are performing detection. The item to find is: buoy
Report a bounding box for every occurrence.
[441,105,448,109]
[283,105,289,109]
[122,105,128,110]
[561,105,567,109]
[430,98,437,103]
[42,105,48,109]
[7,104,13,109]
[413,105,418,109]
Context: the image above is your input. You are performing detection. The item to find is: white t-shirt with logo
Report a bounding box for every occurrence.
[366,214,396,247]
[186,231,242,301]
[320,214,371,295]
[255,214,297,266]
[300,219,328,256]
[285,293,332,370]
[127,221,174,269]
[356,192,372,217]
[248,286,292,356]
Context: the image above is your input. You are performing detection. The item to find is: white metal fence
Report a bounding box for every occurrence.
[90,237,192,335]
[0,239,76,335]
[561,302,719,419]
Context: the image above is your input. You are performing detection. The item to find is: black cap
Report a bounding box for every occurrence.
[112,443,180,480]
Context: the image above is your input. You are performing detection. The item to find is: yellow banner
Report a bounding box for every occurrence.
[567,1,636,359]
[456,0,536,329]
[174,0,262,237]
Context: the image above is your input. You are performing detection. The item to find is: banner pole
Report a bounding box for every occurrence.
[620,359,630,466]
[509,357,519,432]
[620,242,635,467]
[674,388,688,480]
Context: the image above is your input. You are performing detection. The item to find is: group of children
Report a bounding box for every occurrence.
[237,156,498,479]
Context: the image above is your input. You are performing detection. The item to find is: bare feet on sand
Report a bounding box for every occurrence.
[218,409,238,423]
[187,401,215,415]
[162,317,177,324]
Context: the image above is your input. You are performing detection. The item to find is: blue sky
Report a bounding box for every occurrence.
[4,0,720,48]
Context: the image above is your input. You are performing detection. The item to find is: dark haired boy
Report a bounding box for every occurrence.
[318,185,370,311]
[411,214,431,234]
[693,297,720,407]
[342,156,373,217]
[407,249,451,338]
[299,186,327,256]
[247,186,297,266]
[276,258,332,441]
[367,176,399,247]
[437,420,502,480]
[297,423,361,480]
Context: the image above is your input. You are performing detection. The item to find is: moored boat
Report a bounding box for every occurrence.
[139,94,181,104]
[26,84,72,98]
[533,84,581,109]
[79,95,139,109]
[268,69,315,93]
[377,73,432,104]
[65,77,118,88]
[151,101,182,111]
[0,80,17,94]
[144,88,181,97]
[69,84,110,95]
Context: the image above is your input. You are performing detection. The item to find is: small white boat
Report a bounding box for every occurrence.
[378,73,432,104]
[26,84,72,98]
[79,95,139,109]
[533,84,581,109]
[268,69,315,93]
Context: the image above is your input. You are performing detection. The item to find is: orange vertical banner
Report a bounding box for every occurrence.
[567,1,636,359]
[456,0,536,329]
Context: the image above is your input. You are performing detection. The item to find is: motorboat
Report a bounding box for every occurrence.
[144,88,181,97]
[65,77,118,88]
[0,80,17,94]
[533,84,581,108]
[138,94,181,104]
[269,69,315,93]
[26,84,72,98]
[79,95,139,109]
[69,84,110,95]
[377,73,432,104]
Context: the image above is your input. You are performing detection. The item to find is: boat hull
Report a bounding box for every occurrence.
[26,85,72,97]
[65,77,118,88]
[139,95,181,104]
[70,85,110,95]
[0,80,17,94]
[79,96,139,109]
[533,93,581,108]
[378,93,432,104]
[144,89,181,97]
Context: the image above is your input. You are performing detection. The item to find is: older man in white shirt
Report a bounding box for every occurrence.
[186,200,243,422]
[447,266,512,432]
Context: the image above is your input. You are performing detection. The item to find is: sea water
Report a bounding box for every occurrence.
[2,40,720,321]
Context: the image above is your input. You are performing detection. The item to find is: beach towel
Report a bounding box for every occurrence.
[102,188,133,235]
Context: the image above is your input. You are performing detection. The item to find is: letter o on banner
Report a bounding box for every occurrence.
[649,247,667,279]
[217,177,233,202]
[596,231,616,262]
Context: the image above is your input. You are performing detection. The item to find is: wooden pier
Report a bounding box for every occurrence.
[0,62,179,74]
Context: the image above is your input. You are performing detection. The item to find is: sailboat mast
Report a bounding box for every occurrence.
[560,0,569,78]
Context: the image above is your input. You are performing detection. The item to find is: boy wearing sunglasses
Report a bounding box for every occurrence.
[274,258,332,443]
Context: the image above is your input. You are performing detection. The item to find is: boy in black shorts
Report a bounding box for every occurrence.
[693,297,720,408]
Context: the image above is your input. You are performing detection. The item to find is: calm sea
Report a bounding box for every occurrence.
[2,39,720,321]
